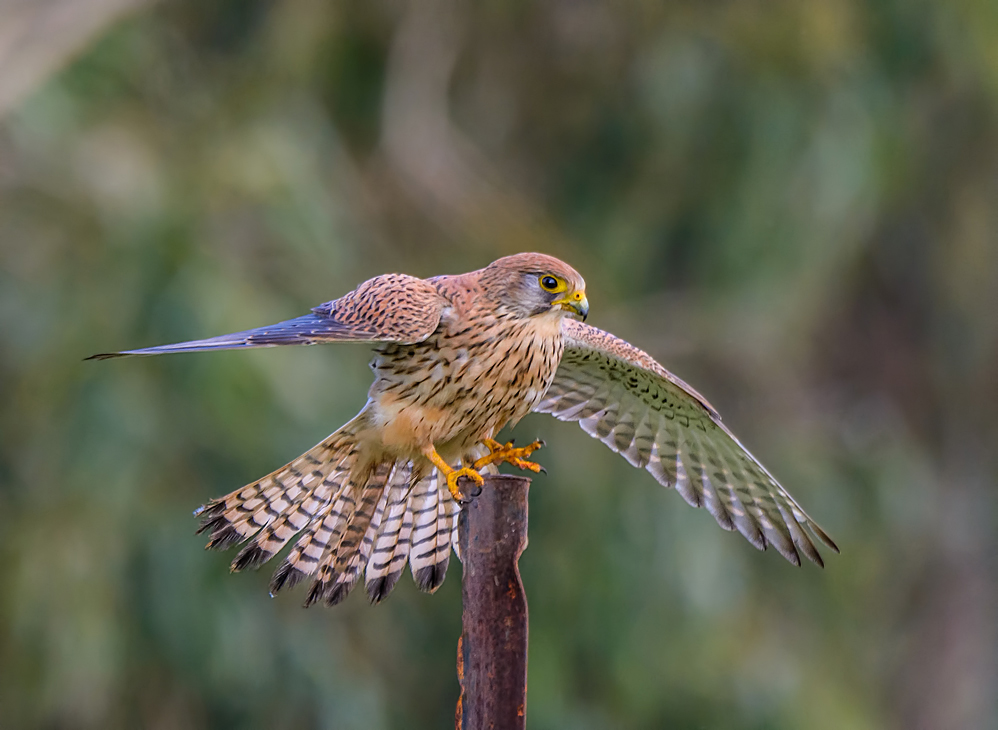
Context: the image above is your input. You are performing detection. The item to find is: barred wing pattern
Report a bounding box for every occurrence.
[536,320,838,566]
[197,426,498,607]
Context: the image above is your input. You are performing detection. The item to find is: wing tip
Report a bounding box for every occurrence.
[782,545,803,567]
[734,520,767,553]
[811,524,840,554]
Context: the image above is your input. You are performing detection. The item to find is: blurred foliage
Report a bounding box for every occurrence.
[2,1,997,728]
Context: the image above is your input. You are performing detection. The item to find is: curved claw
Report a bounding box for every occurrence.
[509,458,543,473]
[474,438,548,475]
[422,444,487,502]
[453,475,484,504]
[446,466,485,502]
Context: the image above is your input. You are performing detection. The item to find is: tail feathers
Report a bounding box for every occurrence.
[435,480,461,582]
[196,431,355,552]
[202,435,476,607]
[229,453,355,572]
[409,471,460,593]
[365,462,416,603]
[303,465,390,607]
[272,472,362,599]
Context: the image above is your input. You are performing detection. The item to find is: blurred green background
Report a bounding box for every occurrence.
[2,1,997,728]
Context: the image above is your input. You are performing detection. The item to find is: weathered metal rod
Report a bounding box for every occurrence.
[455,474,531,730]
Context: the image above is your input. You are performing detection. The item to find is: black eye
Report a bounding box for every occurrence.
[540,276,559,291]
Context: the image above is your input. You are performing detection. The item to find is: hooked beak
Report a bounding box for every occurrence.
[552,290,589,321]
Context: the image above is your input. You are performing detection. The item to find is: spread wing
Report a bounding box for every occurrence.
[535,319,838,566]
[87,273,448,359]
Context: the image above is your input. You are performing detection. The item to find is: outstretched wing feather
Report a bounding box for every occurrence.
[535,319,837,566]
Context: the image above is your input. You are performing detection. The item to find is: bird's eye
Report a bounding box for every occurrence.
[539,276,560,291]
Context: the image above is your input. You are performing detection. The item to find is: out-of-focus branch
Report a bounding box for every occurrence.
[0,0,151,118]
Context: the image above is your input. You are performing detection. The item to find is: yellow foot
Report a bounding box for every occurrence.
[444,466,485,503]
[421,445,485,502]
[474,438,547,474]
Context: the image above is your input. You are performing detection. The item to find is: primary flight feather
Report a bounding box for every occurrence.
[90,253,837,606]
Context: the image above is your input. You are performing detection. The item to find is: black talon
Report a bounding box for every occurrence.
[538,465,547,475]
[455,475,483,503]
[458,488,479,505]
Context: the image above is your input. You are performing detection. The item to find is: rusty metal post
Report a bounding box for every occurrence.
[455,474,530,730]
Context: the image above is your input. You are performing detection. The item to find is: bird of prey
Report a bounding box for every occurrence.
[90,253,837,607]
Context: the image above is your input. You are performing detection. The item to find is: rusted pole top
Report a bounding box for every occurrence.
[456,474,531,730]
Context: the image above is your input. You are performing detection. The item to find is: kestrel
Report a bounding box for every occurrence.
[90,253,837,606]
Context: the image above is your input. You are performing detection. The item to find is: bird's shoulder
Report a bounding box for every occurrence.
[423,272,492,322]
[426,271,484,301]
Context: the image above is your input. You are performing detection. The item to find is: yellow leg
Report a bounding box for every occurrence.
[474,438,546,474]
[422,445,485,502]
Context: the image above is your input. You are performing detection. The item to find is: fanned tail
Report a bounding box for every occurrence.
[364,462,416,603]
[196,429,358,555]
[302,464,391,607]
[407,471,459,593]
[198,424,485,607]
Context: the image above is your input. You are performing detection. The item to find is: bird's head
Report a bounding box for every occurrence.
[479,253,588,321]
